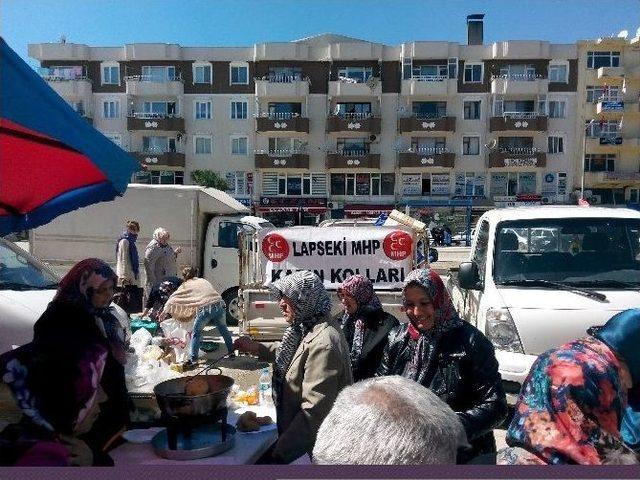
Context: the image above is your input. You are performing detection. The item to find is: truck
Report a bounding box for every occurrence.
[238,211,436,340]
[447,206,640,403]
[30,184,274,324]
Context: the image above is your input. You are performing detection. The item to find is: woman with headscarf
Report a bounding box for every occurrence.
[497,309,640,465]
[31,258,130,463]
[335,274,398,381]
[234,271,353,464]
[115,220,140,287]
[0,343,109,466]
[377,268,507,463]
[143,227,181,299]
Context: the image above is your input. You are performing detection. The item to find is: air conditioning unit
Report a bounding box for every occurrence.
[589,194,602,205]
[541,196,551,205]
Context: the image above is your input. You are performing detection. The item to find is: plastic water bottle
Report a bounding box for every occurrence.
[258,367,272,405]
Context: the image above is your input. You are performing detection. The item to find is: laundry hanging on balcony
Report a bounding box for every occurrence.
[0,38,140,236]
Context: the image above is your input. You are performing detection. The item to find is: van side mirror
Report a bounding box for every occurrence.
[428,248,438,263]
[458,261,482,290]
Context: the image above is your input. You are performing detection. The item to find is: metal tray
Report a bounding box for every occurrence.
[151,423,236,460]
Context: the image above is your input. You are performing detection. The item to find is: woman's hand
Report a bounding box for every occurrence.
[234,336,259,355]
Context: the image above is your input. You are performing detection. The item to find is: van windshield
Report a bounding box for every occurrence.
[494,218,640,287]
[0,241,59,290]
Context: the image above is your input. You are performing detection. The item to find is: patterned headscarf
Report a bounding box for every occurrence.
[498,336,638,465]
[269,271,331,408]
[53,259,126,364]
[0,342,107,435]
[401,269,463,384]
[338,275,383,372]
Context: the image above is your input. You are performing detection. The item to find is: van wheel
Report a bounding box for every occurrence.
[222,288,240,326]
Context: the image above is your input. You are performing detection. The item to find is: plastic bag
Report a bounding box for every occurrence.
[129,328,152,356]
[159,318,196,364]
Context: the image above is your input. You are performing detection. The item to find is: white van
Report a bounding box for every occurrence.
[448,206,640,402]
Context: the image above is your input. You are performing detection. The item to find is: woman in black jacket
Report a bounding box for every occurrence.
[377,268,507,463]
[335,274,398,381]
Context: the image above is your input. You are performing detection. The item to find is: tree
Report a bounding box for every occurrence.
[190,170,229,191]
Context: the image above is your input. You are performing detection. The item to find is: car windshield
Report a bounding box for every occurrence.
[494,218,640,287]
[0,241,59,290]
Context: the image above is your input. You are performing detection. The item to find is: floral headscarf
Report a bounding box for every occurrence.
[401,269,463,384]
[338,274,382,311]
[269,271,331,408]
[0,342,107,435]
[498,336,638,465]
[52,259,126,364]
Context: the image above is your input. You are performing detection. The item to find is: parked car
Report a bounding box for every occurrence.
[0,237,59,354]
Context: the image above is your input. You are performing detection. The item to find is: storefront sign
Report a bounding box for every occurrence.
[258,196,327,213]
[259,227,414,288]
[503,157,538,167]
[235,197,252,207]
[344,204,394,217]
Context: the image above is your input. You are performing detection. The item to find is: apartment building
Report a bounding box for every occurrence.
[29,15,582,224]
[576,35,640,206]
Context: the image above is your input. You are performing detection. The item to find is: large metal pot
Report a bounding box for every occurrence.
[153,369,234,417]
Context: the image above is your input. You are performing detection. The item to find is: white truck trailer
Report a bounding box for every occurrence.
[30,184,273,323]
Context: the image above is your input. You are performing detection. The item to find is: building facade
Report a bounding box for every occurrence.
[29,18,638,224]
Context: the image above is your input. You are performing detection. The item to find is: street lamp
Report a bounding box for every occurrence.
[581,118,596,200]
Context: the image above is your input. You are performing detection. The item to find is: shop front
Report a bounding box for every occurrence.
[256,197,328,226]
[343,203,395,218]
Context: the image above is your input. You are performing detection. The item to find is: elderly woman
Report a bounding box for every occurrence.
[377,268,507,463]
[498,309,640,465]
[234,271,353,464]
[0,343,110,466]
[144,227,181,297]
[336,274,398,381]
[115,220,140,287]
[31,259,130,462]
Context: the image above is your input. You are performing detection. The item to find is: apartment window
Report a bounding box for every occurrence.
[586,120,621,138]
[231,136,248,155]
[195,101,212,119]
[584,154,615,172]
[142,66,177,82]
[412,102,446,119]
[142,101,176,117]
[194,136,212,155]
[499,136,534,152]
[463,101,481,120]
[230,101,248,119]
[102,101,119,119]
[334,102,371,117]
[101,64,119,85]
[337,66,373,83]
[193,64,212,84]
[586,85,620,103]
[463,63,482,83]
[230,63,249,85]
[549,64,568,83]
[268,67,303,82]
[337,138,369,154]
[548,136,564,154]
[412,137,446,153]
[268,102,302,118]
[225,172,253,196]
[411,64,447,79]
[587,51,620,69]
[548,101,566,118]
[448,58,458,79]
[143,136,175,153]
[462,136,480,155]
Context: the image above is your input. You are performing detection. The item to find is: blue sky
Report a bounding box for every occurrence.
[2,0,639,67]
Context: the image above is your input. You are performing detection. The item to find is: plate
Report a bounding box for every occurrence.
[122,427,165,443]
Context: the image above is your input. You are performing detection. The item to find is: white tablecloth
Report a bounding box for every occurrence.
[111,404,277,465]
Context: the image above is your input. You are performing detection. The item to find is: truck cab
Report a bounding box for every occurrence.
[448,206,640,403]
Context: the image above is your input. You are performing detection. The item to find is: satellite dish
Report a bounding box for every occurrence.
[484,138,497,149]
[618,30,629,39]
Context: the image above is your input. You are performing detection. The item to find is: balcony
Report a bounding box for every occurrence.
[254,76,309,97]
[326,151,380,169]
[256,115,309,133]
[328,77,382,96]
[398,116,456,133]
[39,68,93,97]
[490,74,549,95]
[133,151,185,168]
[489,114,547,132]
[398,149,455,168]
[254,151,310,169]
[596,95,625,115]
[125,74,184,96]
[488,149,546,168]
[400,76,457,96]
[586,136,623,153]
[326,114,381,134]
[597,66,625,80]
[127,114,185,132]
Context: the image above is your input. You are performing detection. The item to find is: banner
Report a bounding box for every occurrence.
[259,227,414,288]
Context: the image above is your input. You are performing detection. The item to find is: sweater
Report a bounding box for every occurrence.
[163,278,222,320]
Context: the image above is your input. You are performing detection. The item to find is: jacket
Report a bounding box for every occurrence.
[377,321,508,462]
[334,308,398,382]
[257,317,353,463]
[144,242,177,286]
[116,239,138,286]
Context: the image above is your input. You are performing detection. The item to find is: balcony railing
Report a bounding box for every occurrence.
[398,116,456,133]
[409,75,448,82]
[255,112,303,119]
[398,151,455,168]
[497,147,539,155]
[489,115,548,132]
[38,67,89,81]
[258,74,306,83]
[254,152,309,169]
[127,115,185,132]
[326,152,380,169]
[254,148,307,157]
[134,151,185,168]
[488,150,546,168]
[256,116,309,133]
[335,149,370,156]
[491,73,544,81]
[124,74,183,83]
[500,111,541,119]
[326,115,381,133]
[409,147,449,154]
[130,112,180,119]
